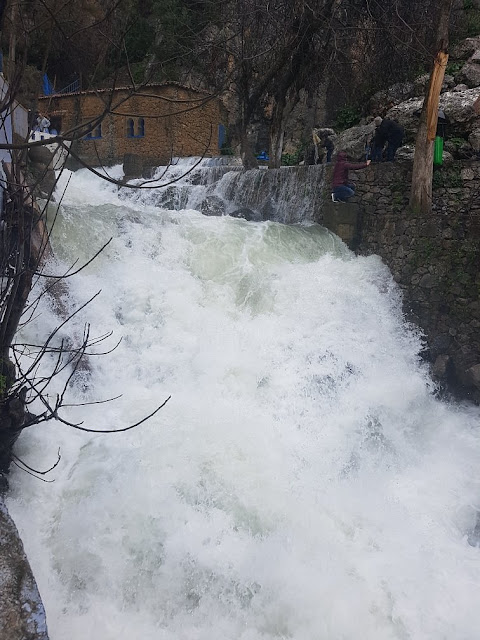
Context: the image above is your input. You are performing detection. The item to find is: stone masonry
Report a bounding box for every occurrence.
[38,83,227,170]
[320,160,480,403]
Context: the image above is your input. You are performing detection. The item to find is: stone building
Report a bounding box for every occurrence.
[38,83,228,172]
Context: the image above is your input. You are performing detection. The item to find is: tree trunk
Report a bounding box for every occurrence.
[239,125,258,170]
[410,51,448,213]
[410,0,453,213]
[269,97,286,169]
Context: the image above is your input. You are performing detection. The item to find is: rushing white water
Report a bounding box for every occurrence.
[6,162,480,640]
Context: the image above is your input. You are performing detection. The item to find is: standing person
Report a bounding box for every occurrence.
[371,116,387,162]
[331,151,371,203]
[372,116,404,162]
[385,118,404,161]
[38,114,50,133]
[321,131,335,163]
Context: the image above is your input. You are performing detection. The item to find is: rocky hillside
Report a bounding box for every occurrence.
[320,35,480,164]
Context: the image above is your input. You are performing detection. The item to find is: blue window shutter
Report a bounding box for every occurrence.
[218,124,226,149]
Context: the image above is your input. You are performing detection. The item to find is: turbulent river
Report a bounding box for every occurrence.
[6,162,480,639]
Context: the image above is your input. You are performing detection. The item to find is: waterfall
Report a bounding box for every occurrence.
[5,163,480,640]
[121,158,325,223]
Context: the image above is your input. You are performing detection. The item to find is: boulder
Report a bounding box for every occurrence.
[413,74,430,96]
[387,87,480,139]
[0,500,49,639]
[432,354,452,379]
[368,81,415,115]
[28,144,53,166]
[454,62,480,88]
[230,207,259,221]
[451,36,480,60]
[335,123,375,161]
[386,97,423,138]
[442,74,456,90]
[201,195,225,217]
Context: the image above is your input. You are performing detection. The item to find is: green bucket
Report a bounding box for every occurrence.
[434,136,443,166]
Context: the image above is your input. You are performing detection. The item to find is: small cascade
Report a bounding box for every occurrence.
[120,158,326,224]
[217,164,326,223]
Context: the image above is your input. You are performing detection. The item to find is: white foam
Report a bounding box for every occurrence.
[7,168,480,640]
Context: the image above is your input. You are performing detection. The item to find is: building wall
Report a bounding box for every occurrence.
[39,84,226,168]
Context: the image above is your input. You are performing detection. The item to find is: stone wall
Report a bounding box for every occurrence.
[320,160,480,402]
[39,84,226,169]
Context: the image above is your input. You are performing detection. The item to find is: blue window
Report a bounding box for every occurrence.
[218,123,226,149]
[85,123,102,139]
[127,118,145,138]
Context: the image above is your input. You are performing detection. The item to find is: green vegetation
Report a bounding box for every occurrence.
[334,106,362,131]
[449,137,467,148]
[281,142,307,166]
[445,61,462,76]
[463,0,480,36]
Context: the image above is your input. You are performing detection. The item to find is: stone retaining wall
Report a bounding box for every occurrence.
[320,159,480,402]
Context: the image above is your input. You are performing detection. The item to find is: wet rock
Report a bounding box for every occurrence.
[432,354,452,379]
[0,500,49,639]
[201,195,225,217]
[230,207,258,221]
[466,363,480,390]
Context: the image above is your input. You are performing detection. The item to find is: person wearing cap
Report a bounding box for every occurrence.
[331,151,371,203]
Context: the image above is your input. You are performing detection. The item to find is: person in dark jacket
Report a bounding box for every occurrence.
[372,116,404,162]
[331,151,370,202]
[371,116,386,162]
[385,118,404,161]
[321,132,335,163]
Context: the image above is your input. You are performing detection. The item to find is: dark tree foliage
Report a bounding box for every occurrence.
[323,0,443,119]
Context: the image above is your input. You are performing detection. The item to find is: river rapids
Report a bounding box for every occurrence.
[6,162,480,639]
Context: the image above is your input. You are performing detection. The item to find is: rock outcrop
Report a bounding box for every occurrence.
[0,500,49,639]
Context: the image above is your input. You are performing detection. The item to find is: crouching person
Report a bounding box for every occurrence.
[331,151,370,203]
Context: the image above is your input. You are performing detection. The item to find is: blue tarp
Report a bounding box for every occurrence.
[42,74,55,96]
